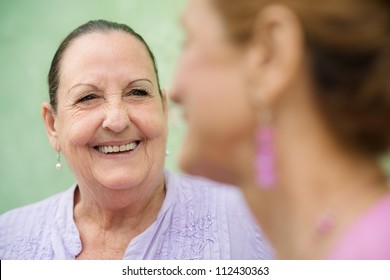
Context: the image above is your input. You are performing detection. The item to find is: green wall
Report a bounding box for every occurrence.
[0,0,186,214]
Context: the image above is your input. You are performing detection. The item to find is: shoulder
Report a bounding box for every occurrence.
[164,171,274,259]
[166,171,266,218]
[166,171,249,212]
[0,186,74,259]
[0,188,69,227]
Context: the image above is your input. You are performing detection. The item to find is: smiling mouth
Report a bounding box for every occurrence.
[94,141,141,154]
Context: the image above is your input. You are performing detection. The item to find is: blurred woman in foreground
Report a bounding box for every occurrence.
[171,0,390,259]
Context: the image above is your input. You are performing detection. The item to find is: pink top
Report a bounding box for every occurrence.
[328,193,390,259]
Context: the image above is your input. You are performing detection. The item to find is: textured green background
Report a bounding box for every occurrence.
[0,0,186,214]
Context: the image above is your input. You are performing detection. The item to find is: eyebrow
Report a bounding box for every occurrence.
[126,79,153,88]
[67,83,98,94]
[67,78,154,94]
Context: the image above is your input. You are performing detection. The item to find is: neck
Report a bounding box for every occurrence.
[73,180,166,259]
[238,87,388,259]
[74,179,166,232]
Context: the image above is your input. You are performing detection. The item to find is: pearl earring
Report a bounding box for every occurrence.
[166,150,170,157]
[56,152,62,170]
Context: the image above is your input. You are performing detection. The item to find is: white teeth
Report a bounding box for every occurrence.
[97,141,139,154]
[129,142,137,150]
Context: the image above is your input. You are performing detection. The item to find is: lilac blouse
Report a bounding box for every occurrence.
[0,171,273,260]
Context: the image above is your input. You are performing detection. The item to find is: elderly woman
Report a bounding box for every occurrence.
[171,0,390,259]
[0,20,273,260]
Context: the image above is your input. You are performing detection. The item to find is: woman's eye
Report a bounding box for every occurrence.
[129,89,149,96]
[77,94,98,103]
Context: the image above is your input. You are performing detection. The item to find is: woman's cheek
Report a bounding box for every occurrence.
[132,106,167,140]
[61,109,102,148]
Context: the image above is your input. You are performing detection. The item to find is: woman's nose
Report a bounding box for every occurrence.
[102,102,130,133]
[169,82,182,105]
[169,85,182,104]
[169,64,186,105]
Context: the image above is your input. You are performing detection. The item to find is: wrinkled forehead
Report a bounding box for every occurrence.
[58,31,158,88]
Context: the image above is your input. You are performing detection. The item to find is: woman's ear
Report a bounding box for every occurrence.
[245,3,305,109]
[42,102,60,151]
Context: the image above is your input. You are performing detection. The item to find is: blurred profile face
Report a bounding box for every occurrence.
[170,0,257,183]
[47,31,167,191]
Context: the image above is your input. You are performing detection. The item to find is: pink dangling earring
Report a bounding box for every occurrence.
[255,123,276,189]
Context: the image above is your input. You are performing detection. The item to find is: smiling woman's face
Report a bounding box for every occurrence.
[44,31,168,191]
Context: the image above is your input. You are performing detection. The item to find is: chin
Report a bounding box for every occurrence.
[179,144,237,185]
[97,171,143,191]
